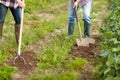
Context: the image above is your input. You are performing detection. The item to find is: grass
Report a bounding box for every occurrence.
[0,0,108,79]
[0,65,17,80]
[29,0,108,79]
[25,0,66,13]
[31,71,78,80]
[66,58,87,70]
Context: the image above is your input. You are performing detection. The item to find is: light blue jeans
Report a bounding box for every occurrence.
[0,3,21,24]
[68,0,92,36]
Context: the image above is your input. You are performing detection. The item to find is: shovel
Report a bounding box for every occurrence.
[72,0,95,46]
[13,0,26,64]
[72,0,88,47]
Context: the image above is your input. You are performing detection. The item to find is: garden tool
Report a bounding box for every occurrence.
[72,0,89,47]
[85,36,95,44]
[13,0,26,64]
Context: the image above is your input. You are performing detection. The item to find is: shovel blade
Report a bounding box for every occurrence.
[86,38,95,44]
[76,38,89,47]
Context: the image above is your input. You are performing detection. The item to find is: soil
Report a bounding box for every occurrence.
[72,39,100,60]
[71,38,101,80]
[6,51,37,79]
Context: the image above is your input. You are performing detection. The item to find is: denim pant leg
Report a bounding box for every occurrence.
[0,4,8,23]
[82,0,92,37]
[68,0,76,35]
[68,0,76,23]
[10,7,21,24]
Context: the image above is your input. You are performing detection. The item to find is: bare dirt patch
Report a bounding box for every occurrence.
[6,51,37,80]
[71,38,101,80]
[72,39,100,60]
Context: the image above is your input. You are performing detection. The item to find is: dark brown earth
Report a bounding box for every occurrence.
[6,51,37,75]
[70,38,101,80]
[72,39,100,60]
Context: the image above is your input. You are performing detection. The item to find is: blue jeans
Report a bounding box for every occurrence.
[0,3,21,24]
[68,0,92,36]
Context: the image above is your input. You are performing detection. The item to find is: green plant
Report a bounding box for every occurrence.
[66,58,87,70]
[0,65,17,80]
[99,0,120,79]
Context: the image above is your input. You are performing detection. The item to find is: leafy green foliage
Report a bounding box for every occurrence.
[99,0,120,79]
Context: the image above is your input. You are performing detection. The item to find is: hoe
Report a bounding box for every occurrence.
[13,0,26,64]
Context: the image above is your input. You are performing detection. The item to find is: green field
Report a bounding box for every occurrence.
[1,0,118,80]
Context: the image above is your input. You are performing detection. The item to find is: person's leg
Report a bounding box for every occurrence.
[68,0,76,35]
[10,7,21,44]
[10,7,21,24]
[82,0,92,37]
[0,3,8,39]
